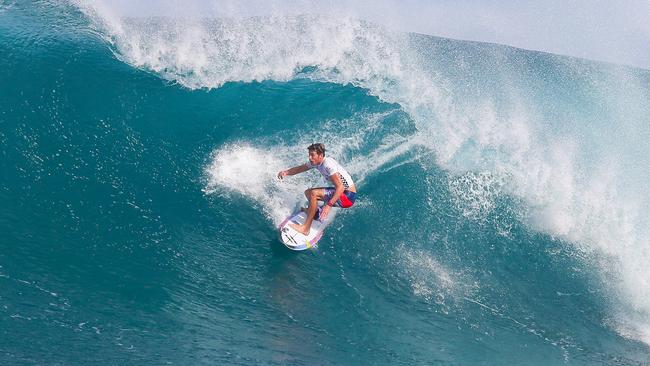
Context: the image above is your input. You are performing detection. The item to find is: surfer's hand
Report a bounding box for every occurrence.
[277,170,287,180]
[320,205,330,220]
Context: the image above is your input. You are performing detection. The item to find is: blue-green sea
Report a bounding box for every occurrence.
[2,1,650,364]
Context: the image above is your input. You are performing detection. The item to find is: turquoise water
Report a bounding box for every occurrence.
[2,1,650,364]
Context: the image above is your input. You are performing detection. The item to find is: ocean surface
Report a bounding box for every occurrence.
[2,1,650,365]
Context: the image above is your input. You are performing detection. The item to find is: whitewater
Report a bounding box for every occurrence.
[1,0,649,364]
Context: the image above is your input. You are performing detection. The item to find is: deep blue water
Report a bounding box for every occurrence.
[2,1,650,365]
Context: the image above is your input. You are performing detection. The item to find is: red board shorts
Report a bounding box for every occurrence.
[323,188,356,208]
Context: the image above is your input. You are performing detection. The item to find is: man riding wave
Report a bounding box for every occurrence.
[277,143,357,235]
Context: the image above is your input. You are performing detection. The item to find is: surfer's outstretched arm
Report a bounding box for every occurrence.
[278,164,309,180]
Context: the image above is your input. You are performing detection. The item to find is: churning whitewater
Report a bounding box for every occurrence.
[1,1,649,364]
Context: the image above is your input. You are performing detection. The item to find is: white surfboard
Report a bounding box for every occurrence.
[278,206,336,250]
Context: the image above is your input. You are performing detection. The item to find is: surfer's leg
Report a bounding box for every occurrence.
[290,188,325,235]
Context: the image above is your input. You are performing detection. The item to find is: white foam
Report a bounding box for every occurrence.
[398,246,477,308]
[448,171,505,221]
[203,143,308,224]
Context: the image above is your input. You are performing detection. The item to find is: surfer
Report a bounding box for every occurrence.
[277,143,357,236]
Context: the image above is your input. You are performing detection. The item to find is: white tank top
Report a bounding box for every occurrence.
[307,157,355,189]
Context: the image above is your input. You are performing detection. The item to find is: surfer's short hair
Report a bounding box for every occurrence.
[308,143,326,156]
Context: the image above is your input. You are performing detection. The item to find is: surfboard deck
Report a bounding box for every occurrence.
[278,207,336,250]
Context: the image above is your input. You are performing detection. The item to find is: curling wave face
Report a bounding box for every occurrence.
[79,2,650,344]
[2,1,650,362]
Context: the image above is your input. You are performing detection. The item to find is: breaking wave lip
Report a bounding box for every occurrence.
[77,2,650,347]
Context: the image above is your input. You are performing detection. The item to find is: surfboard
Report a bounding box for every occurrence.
[278,206,336,250]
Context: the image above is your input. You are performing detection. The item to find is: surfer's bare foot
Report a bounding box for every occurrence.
[289,222,310,236]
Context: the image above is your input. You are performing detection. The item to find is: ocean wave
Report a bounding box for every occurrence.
[6,0,650,354]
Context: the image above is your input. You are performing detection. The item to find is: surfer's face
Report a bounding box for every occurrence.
[308,151,324,165]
